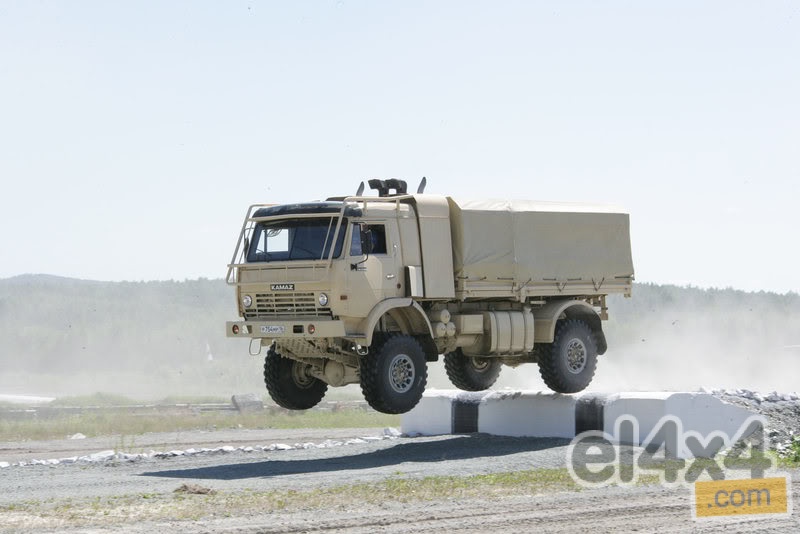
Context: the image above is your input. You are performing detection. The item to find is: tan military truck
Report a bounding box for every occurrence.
[226,179,634,414]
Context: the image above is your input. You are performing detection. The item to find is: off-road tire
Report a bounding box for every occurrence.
[444,349,502,391]
[360,334,427,414]
[537,319,598,394]
[263,348,327,410]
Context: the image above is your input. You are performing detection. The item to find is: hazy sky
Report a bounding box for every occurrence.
[1,1,798,293]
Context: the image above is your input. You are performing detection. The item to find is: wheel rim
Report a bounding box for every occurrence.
[291,362,315,389]
[388,353,415,393]
[566,339,587,374]
[469,357,492,373]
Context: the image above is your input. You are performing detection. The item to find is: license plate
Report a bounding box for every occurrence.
[260,325,285,335]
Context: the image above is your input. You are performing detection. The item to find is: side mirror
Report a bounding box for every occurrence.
[351,225,373,271]
[360,225,374,255]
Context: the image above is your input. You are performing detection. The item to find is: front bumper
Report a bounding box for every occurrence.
[226,318,346,339]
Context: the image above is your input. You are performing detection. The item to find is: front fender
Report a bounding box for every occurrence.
[358,298,434,346]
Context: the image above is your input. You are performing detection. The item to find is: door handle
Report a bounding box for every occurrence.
[386,274,396,279]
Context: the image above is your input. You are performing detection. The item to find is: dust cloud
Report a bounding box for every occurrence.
[2,278,798,400]
[454,286,800,395]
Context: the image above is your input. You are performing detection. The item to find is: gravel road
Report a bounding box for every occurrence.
[1,427,798,533]
[0,430,570,505]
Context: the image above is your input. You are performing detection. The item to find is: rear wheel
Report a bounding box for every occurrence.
[263,348,327,410]
[537,319,598,393]
[444,349,502,391]
[360,334,427,414]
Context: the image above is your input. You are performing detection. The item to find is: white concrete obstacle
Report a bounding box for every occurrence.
[401,390,758,458]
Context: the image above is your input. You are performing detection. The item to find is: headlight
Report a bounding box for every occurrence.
[318,293,329,307]
[242,295,253,308]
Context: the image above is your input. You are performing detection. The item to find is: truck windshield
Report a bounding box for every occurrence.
[246,218,347,262]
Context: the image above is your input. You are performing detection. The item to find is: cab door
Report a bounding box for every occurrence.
[345,221,403,317]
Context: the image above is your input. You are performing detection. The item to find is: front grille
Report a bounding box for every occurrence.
[244,292,330,319]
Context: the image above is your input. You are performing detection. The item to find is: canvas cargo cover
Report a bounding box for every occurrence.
[447,198,634,284]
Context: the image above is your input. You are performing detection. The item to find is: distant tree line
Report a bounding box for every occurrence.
[0,275,242,375]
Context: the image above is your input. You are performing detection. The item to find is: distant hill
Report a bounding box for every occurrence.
[0,275,237,373]
[1,275,798,397]
[0,275,253,397]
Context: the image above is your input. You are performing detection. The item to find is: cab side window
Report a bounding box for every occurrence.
[350,224,388,256]
[369,226,387,254]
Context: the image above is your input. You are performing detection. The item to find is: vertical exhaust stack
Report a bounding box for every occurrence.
[361,177,426,196]
[368,179,408,197]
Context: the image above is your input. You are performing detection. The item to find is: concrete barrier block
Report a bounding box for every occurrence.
[480,391,577,438]
[664,392,756,443]
[601,392,757,458]
[402,390,464,435]
[401,389,758,459]
[602,392,674,439]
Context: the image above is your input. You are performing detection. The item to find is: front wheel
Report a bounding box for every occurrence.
[360,334,428,414]
[263,348,327,410]
[537,319,598,393]
[444,349,502,391]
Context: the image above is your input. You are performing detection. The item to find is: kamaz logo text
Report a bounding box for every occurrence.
[270,284,295,291]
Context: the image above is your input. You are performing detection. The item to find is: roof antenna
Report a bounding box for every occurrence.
[417,176,427,194]
[355,181,365,196]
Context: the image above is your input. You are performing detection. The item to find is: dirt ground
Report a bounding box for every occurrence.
[1,428,798,533]
[111,486,800,534]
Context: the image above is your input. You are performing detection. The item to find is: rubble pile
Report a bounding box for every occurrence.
[710,388,800,455]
